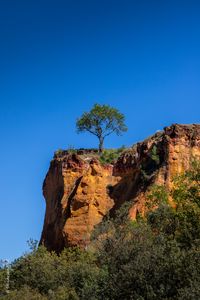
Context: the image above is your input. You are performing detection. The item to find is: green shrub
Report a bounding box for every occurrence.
[54,149,64,157]
[0,286,47,300]
[99,146,125,165]
[0,267,6,296]
[146,185,168,209]
[150,145,160,164]
[67,145,77,154]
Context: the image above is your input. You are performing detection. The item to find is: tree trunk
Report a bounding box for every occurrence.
[99,137,104,153]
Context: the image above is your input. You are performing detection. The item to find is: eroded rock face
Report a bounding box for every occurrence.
[40,152,119,251]
[40,124,200,252]
[112,124,200,219]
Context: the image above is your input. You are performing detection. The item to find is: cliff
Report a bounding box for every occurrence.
[40,151,119,252]
[40,124,200,252]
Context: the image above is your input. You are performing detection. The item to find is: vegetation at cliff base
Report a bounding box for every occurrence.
[1,161,200,299]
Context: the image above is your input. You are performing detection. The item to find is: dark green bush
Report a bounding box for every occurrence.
[0,286,47,300]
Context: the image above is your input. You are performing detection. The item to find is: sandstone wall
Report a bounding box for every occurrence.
[40,124,200,252]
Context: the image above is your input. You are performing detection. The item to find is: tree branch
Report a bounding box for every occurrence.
[79,126,99,137]
[103,129,116,138]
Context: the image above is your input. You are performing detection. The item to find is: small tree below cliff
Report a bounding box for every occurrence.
[76,104,127,153]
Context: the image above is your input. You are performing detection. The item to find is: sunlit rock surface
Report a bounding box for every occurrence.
[40,124,200,252]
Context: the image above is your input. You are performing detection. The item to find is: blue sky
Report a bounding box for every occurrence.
[0,0,200,261]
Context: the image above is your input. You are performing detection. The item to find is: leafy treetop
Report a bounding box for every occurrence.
[76,104,127,152]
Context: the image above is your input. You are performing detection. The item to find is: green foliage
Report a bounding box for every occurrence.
[54,149,64,157]
[10,246,60,294]
[146,185,168,209]
[2,159,200,299]
[172,159,200,206]
[99,146,125,164]
[93,159,200,299]
[0,286,47,300]
[27,239,38,252]
[76,104,127,152]
[150,145,160,164]
[140,146,161,183]
[0,268,6,296]
[54,146,77,157]
[140,168,150,183]
[171,160,200,249]
[8,246,105,300]
[47,287,79,300]
[67,145,77,154]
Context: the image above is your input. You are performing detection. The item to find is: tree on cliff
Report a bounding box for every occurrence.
[76,104,127,153]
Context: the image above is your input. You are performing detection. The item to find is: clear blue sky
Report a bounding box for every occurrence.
[0,0,200,261]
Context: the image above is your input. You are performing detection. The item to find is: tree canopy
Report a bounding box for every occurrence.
[76,104,127,152]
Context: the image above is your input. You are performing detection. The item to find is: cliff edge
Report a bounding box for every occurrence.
[40,124,200,252]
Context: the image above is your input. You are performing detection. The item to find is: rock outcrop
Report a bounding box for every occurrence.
[40,124,200,252]
[40,151,119,252]
[112,124,200,219]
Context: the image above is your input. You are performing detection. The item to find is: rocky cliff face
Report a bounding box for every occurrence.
[40,124,200,252]
[112,124,200,219]
[40,152,119,252]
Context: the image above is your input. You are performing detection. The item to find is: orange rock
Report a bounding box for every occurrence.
[40,124,200,252]
[40,153,119,251]
[112,124,200,219]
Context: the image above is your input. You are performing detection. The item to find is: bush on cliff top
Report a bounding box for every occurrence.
[99,146,125,165]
